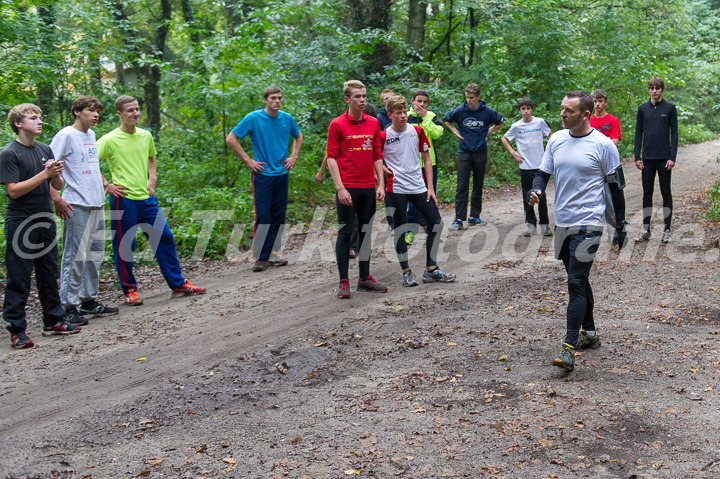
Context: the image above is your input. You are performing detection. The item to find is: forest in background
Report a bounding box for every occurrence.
[1,0,719,260]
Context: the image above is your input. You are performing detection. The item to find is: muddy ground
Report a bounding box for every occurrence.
[1,139,720,479]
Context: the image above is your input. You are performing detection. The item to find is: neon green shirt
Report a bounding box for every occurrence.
[97,127,157,201]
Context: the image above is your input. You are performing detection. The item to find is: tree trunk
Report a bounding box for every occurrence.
[468,7,475,66]
[447,0,453,57]
[142,0,171,137]
[112,2,132,87]
[181,0,200,44]
[406,0,427,60]
[36,2,56,119]
[365,0,393,75]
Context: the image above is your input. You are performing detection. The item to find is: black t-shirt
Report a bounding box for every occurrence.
[0,140,54,219]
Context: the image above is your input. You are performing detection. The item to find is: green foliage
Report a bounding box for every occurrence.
[707,157,720,221]
[1,0,719,264]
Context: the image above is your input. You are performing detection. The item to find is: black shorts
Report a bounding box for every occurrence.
[554,225,603,262]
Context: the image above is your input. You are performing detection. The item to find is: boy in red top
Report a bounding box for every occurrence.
[381,95,456,287]
[327,80,387,298]
[589,89,621,146]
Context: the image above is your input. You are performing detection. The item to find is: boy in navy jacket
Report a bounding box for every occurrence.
[444,83,504,230]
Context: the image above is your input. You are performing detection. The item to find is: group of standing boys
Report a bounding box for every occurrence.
[3,79,677,373]
[2,96,206,349]
[227,78,675,372]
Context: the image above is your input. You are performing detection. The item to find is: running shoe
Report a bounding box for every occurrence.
[357,275,388,293]
[422,266,457,283]
[402,269,418,287]
[172,280,207,298]
[268,254,288,267]
[349,248,358,259]
[468,217,486,226]
[405,231,415,245]
[80,300,119,317]
[253,260,268,272]
[578,329,601,350]
[10,332,34,349]
[449,219,465,231]
[337,279,351,299]
[662,229,672,244]
[42,321,82,336]
[124,289,143,306]
[524,224,536,237]
[543,225,553,237]
[64,307,89,326]
[553,343,576,371]
[635,227,651,242]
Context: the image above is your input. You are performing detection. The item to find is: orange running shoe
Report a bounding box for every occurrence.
[124,289,143,306]
[172,280,207,298]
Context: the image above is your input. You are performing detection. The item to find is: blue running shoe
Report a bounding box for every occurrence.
[468,217,486,226]
[449,219,466,231]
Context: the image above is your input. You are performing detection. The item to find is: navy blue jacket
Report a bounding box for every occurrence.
[444,101,504,152]
[377,108,392,131]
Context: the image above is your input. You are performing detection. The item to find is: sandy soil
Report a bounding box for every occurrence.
[2,139,720,479]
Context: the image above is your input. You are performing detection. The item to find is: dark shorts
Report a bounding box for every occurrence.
[554,225,603,262]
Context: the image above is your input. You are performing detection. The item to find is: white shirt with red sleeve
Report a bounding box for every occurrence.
[380,125,431,194]
[326,112,383,189]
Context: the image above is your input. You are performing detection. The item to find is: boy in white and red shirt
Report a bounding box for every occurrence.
[381,95,456,287]
[326,80,387,298]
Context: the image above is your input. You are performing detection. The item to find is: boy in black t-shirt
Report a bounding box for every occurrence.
[1,103,82,349]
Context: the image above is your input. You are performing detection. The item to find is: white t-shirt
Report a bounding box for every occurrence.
[504,117,552,170]
[539,128,620,227]
[50,126,105,207]
[380,125,431,195]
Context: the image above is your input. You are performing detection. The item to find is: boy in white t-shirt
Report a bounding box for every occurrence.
[50,96,119,324]
[381,96,456,287]
[501,98,553,237]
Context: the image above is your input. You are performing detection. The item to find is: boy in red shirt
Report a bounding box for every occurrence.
[326,80,387,298]
[589,89,621,146]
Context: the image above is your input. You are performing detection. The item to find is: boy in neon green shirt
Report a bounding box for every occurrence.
[97,95,206,305]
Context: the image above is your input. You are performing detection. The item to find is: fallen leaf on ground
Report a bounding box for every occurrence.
[222,458,236,464]
[136,358,146,361]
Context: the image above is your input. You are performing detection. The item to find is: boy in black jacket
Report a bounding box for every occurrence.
[634,77,678,243]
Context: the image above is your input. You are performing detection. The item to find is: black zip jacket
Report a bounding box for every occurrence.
[634,98,678,163]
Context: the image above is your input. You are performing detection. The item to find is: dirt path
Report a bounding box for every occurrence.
[2,139,720,479]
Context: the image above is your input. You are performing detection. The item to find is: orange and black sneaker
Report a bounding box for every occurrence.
[172,280,207,298]
[124,288,143,306]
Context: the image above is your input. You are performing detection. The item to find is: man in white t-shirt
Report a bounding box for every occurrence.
[50,96,118,325]
[501,98,553,237]
[529,90,626,372]
[381,95,456,287]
